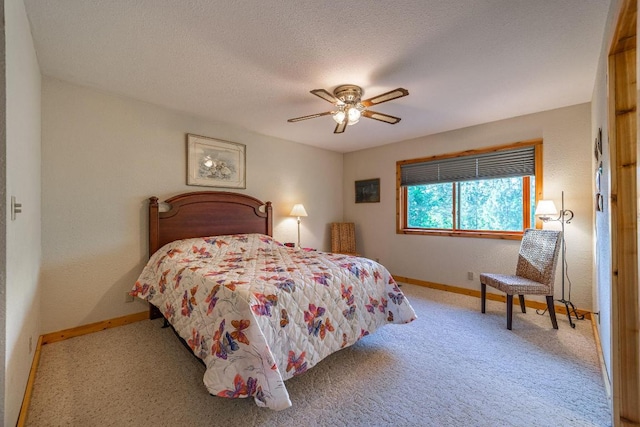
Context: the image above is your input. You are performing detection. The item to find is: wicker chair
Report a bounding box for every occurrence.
[330,222,359,256]
[480,228,562,330]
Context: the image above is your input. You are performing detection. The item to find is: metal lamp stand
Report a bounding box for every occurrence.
[555,192,584,328]
[296,216,302,250]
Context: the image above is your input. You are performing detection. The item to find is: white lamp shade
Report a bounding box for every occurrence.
[534,200,558,217]
[289,204,308,217]
[347,107,361,125]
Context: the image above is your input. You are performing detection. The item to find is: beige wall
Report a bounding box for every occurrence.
[5,0,42,424]
[344,103,594,310]
[41,77,343,334]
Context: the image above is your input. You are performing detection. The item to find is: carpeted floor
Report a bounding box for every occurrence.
[26,284,611,426]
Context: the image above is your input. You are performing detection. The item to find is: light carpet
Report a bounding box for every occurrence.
[26,284,611,426]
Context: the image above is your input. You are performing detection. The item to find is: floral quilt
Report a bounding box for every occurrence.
[131,233,417,410]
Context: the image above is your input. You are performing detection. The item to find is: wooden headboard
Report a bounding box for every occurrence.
[147,191,272,319]
[149,191,273,257]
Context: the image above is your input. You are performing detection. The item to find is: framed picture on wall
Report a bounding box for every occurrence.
[187,134,246,188]
[598,127,603,156]
[594,127,603,160]
[355,178,380,203]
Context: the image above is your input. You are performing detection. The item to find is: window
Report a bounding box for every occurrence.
[396,140,542,239]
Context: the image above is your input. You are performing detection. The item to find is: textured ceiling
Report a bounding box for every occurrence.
[24,0,610,153]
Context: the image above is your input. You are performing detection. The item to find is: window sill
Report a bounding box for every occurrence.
[397,228,524,240]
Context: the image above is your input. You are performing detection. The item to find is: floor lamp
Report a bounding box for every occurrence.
[534,191,584,328]
[289,204,308,250]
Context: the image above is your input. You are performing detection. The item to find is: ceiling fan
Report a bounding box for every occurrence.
[287,85,409,134]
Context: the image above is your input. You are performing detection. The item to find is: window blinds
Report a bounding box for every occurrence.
[400,146,535,186]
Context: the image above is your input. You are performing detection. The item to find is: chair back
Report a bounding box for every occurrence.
[331,222,357,254]
[515,229,562,291]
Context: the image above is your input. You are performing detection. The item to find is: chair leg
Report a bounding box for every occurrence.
[506,294,513,330]
[481,283,486,313]
[518,295,526,313]
[546,295,558,329]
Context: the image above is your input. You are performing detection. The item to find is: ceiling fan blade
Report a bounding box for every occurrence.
[334,119,348,134]
[362,110,402,124]
[287,111,332,122]
[310,89,339,104]
[360,88,409,107]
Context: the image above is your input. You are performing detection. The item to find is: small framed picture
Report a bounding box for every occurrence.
[187,134,246,188]
[355,178,380,203]
[596,193,604,212]
[594,127,603,160]
[598,127,603,156]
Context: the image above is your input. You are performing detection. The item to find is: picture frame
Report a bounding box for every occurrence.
[596,193,604,212]
[595,160,604,213]
[598,127,603,156]
[355,178,380,203]
[594,127,603,160]
[187,134,246,188]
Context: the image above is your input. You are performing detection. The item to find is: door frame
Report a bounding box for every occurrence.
[607,0,640,425]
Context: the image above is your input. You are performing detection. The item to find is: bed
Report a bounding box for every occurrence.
[131,191,417,410]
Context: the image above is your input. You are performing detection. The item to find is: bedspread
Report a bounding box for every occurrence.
[131,233,416,410]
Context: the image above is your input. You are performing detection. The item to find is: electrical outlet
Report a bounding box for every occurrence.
[467,271,474,280]
[125,291,134,303]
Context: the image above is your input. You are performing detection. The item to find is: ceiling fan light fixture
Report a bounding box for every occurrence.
[288,84,409,134]
[347,106,361,125]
